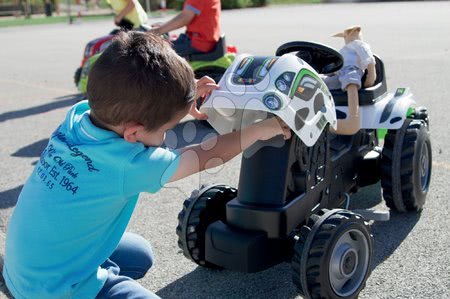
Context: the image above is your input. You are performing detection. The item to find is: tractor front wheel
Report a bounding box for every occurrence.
[74,67,82,87]
[176,184,237,268]
[292,209,373,299]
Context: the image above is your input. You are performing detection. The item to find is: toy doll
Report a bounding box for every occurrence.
[324,25,376,135]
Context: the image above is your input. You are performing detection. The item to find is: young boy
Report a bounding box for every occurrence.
[3,31,290,298]
[150,0,220,56]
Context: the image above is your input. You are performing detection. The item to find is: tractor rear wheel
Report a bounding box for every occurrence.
[381,118,432,212]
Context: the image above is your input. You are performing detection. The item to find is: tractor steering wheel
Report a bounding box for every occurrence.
[275,41,343,74]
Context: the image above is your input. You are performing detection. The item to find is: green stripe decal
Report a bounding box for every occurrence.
[289,68,322,99]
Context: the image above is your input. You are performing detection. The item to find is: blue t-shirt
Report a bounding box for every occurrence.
[3,101,180,298]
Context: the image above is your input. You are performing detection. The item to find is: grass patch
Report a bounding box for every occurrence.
[0,10,174,28]
[0,13,112,27]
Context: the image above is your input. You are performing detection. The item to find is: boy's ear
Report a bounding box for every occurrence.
[123,123,145,143]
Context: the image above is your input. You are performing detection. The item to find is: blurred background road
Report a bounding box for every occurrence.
[1,1,450,298]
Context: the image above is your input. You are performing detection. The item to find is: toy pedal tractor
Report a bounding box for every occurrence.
[176,41,432,298]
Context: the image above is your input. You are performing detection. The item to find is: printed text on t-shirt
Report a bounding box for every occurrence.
[36,144,80,195]
[51,130,100,172]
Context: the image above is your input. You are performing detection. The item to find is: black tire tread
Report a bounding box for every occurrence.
[292,210,373,299]
[176,185,237,268]
[74,67,82,86]
[381,117,431,212]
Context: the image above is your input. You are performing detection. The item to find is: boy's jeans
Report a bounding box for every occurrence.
[172,34,203,58]
[96,232,160,299]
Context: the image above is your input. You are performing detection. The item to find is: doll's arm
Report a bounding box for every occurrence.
[331,84,361,135]
[364,63,377,88]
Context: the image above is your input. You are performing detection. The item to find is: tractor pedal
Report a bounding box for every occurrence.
[352,209,390,221]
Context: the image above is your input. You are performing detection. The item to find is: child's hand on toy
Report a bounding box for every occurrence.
[149,22,163,35]
[189,76,219,120]
[257,117,292,141]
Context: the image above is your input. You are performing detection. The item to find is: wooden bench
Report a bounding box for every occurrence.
[0,3,24,16]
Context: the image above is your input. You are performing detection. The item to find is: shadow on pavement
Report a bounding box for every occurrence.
[11,138,48,158]
[0,185,23,210]
[0,94,81,123]
[156,262,299,299]
[0,255,13,299]
[370,211,420,269]
[348,182,383,209]
[347,182,421,269]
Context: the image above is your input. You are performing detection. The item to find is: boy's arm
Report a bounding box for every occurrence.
[151,9,195,35]
[168,118,291,182]
[114,0,136,25]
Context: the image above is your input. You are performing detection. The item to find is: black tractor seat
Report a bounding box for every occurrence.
[188,35,227,62]
[331,55,387,106]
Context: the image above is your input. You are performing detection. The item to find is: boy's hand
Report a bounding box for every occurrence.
[149,22,163,35]
[189,76,219,120]
[114,15,122,25]
[151,22,163,28]
[257,117,292,141]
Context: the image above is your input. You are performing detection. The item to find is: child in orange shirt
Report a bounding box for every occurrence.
[150,0,221,56]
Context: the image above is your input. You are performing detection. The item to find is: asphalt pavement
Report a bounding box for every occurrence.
[1,1,450,298]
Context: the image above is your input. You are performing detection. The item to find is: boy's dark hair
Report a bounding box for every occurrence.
[87,31,196,131]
